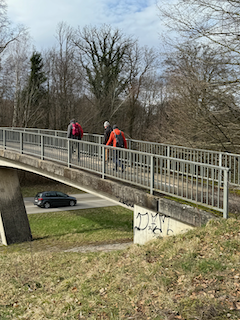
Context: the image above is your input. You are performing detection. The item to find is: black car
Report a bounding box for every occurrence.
[34,191,77,208]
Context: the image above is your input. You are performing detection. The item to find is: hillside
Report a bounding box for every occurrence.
[0,218,240,319]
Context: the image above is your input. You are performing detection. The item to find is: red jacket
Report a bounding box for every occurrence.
[106,128,127,148]
[76,123,84,139]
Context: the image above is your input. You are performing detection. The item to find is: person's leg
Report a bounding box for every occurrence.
[113,150,118,170]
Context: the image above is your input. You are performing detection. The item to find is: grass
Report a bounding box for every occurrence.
[26,206,133,252]
[1,218,240,319]
[0,183,240,319]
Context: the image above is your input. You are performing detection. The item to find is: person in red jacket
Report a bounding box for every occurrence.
[106,125,127,148]
[67,119,84,162]
[106,125,127,171]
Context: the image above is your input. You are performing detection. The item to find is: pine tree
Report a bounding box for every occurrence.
[21,51,47,127]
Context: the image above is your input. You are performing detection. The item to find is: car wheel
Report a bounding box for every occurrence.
[44,202,51,209]
[69,200,75,206]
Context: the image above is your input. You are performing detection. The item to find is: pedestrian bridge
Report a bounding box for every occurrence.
[0,127,234,244]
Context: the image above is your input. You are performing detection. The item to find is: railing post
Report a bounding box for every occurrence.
[102,145,105,179]
[40,135,44,160]
[150,155,154,195]
[219,152,223,184]
[3,130,6,150]
[128,140,132,167]
[128,139,131,150]
[98,136,102,161]
[167,145,170,172]
[223,169,229,219]
[67,140,70,167]
[20,132,23,154]
[219,152,222,167]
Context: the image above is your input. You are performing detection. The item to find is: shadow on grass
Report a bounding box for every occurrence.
[72,207,133,230]
[29,206,133,240]
[32,226,114,241]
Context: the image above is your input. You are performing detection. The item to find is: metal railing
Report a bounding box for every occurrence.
[4,127,240,187]
[0,128,230,218]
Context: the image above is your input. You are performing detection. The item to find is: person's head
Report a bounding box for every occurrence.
[104,121,110,128]
[113,124,118,129]
[70,119,76,123]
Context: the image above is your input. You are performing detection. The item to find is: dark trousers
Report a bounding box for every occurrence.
[113,149,124,171]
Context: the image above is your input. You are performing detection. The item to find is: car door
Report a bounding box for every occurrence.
[56,192,68,206]
[47,191,58,206]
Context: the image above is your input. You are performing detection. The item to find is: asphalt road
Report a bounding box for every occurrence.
[25,193,117,214]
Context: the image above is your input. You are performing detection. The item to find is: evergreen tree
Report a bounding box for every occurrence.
[21,51,47,127]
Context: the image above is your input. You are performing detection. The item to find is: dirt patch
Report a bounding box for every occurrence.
[64,242,132,253]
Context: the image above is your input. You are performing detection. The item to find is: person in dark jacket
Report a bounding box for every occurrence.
[103,121,113,145]
[103,121,113,161]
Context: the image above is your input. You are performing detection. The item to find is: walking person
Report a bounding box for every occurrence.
[67,119,83,161]
[103,121,113,145]
[106,125,127,171]
[103,121,112,160]
[67,119,83,140]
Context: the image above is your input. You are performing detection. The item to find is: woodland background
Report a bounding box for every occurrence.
[1,0,240,153]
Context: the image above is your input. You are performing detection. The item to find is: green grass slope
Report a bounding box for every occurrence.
[0,215,240,319]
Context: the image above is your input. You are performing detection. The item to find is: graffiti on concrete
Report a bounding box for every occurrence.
[135,211,173,236]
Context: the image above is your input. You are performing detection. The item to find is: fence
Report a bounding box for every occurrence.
[0,128,230,218]
[5,127,240,187]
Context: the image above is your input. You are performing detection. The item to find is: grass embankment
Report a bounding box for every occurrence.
[0,183,240,319]
[1,217,240,319]
[27,207,132,252]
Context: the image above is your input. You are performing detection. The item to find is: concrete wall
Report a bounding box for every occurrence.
[0,168,32,245]
[134,205,194,245]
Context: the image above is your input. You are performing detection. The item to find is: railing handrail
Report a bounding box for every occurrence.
[4,126,240,155]
[5,126,240,156]
[0,127,231,170]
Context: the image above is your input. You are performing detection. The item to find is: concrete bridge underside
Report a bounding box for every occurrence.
[0,149,216,245]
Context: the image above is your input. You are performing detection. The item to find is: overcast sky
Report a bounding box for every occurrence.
[6,0,164,51]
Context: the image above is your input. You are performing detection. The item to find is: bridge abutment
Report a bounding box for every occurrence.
[0,168,32,245]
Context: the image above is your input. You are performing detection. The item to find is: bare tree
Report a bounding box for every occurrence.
[161,44,240,151]
[72,24,139,129]
[3,33,31,127]
[158,0,240,84]
[0,0,29,126]
[123,46,159,138]
[0,0,27,55]
[157,0,240,151]
[45,22,84,130]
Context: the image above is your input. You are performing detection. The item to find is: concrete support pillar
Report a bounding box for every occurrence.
[0,168,32,245]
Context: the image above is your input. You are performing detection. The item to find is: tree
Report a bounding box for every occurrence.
[157,0,240,151]
[0,0,26,55]
[20,51,47,127]
[158,0,240,85]
[72,24,139,129]
[46,22,84,130]
[4,33,32,127]
[0,0,29,126]
[161,44,240,151]
[123,47,159,138]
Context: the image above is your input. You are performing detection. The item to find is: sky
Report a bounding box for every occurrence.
[6,0,165,52]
